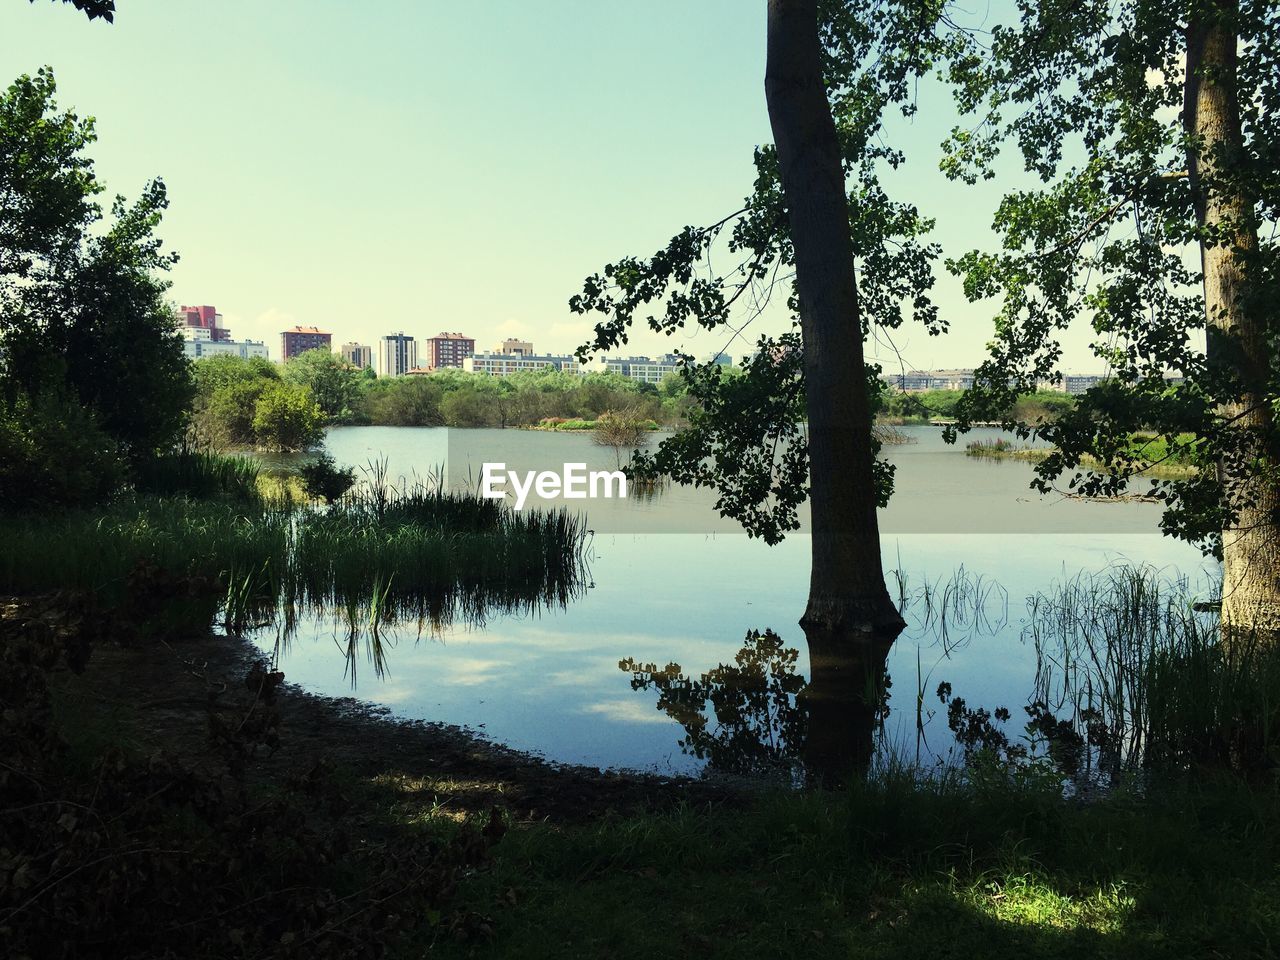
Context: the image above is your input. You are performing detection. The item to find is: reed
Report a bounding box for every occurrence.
[134,447,262,501]
[1027,563,1280,775]
[0,473,591,676]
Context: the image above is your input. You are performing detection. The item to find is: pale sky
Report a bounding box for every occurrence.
[3,0,1112,371]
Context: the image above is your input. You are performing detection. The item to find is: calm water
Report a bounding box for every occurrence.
[251,424,1213,776]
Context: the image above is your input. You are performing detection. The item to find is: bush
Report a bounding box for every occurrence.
[252,381,325,451]
[0,390,123,509]
[298,452,357,503]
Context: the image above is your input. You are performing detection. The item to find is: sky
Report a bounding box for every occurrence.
[1,0,1109,371]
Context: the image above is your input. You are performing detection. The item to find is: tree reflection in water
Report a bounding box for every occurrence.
[622,628,890,785]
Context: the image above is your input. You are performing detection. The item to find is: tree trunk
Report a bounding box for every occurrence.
[764,0,905,777]
[1185,0,1280,639]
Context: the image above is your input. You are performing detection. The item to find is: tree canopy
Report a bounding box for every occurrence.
[0,69,191,504]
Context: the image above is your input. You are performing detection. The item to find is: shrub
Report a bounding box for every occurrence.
[0,390,123,509]
[299,452,357,503]
[252,381,324,451]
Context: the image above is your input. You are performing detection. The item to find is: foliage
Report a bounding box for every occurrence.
[283,348,362,421]
[0,69,193,496]
[0,478,590,667]
[566,3,960,538]
[31,0,115,20]
[1026,564,1280,775]
[940,0,1280,555]
[250,380,325,452]
[357,374,444,426]
[298,451,356,503]
[189,354,281,447]
[879,389,1076,424]
[592,407,653,467]
[0,386,122,509]
[133,445,261,502]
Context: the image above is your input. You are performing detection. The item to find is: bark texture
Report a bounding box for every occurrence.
[764,0,905,777]
[1185,0,1280,638]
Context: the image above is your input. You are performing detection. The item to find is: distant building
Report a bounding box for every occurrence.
[378,332,419,377]
[181,328,268,361]
[424,332,475,370]
[280,325,331,361]
[340,342,373,369]
[1064,374,1109,395]
[176,304,232,342]
[604,354,682,385]
[494,338,534,357]
[463,352,581,377]
[880,368,976,392]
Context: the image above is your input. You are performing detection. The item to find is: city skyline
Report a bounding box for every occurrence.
[0,1,1155,377]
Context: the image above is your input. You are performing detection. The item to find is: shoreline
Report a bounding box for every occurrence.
[39,604,743,824]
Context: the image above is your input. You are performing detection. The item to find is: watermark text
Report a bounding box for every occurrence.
[480,462,627,509]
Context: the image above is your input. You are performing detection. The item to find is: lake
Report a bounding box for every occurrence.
[250,424,1214,777]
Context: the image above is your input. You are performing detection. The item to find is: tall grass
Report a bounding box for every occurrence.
[134,447,262,501]
[0,498,288,606]
[0,472,591,677]
[1027,563,1280,775]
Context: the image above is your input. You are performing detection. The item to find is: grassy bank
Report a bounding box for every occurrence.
[434,770,1279,959]
[529,416,662,432]
[965,435,1200,481]
[0,468,590,650]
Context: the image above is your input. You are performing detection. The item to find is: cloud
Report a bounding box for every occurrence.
[440,656,512,686]
[580,699,675,725]
[496,318,533,337]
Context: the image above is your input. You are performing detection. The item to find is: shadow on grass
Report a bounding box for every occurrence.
[438,771,1278,959]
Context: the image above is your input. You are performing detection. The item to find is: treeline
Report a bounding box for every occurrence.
[191,349,701,448]
[878,388,1076,425]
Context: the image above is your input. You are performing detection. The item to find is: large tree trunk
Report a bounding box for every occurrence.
[764,0,905,778]
[1185,1,1280,639]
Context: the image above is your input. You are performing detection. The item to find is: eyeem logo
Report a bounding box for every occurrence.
[480,462,627,510]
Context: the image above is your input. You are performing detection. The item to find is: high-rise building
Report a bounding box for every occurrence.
[378,332,419,377]
[280,325,332,361]
[340,342,373,369]
[424,332,475,369]
[176,304,232,342]
[494,338,534,357]
[463,352,581,377]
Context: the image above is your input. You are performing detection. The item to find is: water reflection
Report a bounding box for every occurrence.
[622,627,903,785]
[621,571,1023,785]
[239,469,594,683]
[622,630,810,783]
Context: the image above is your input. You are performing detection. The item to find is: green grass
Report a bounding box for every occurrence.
[1029,564,1280,774]
[531,416,661,432]
[0,480,590,659]
[133,447,263,501]
[431,768,1280,959]
[963,434,1200,480]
